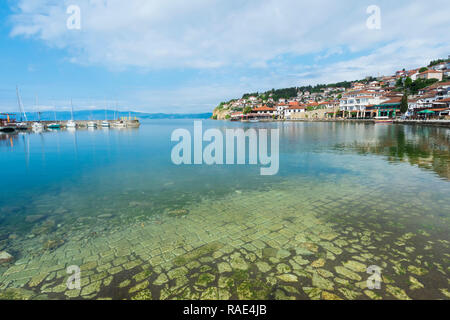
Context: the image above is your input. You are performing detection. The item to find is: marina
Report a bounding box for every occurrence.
[0,119,141,133]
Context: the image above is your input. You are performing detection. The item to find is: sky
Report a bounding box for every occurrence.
[0,0,449,113]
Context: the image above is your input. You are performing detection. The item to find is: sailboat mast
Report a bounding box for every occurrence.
[71,99,74,120]
[16,86,28,122]
[35,95,39,122]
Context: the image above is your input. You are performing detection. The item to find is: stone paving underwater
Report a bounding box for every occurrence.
[0,175,448,300]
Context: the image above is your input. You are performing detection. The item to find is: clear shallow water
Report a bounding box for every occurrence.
[0,120,449,300]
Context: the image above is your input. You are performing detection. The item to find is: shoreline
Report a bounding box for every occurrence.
[222,118,450,127]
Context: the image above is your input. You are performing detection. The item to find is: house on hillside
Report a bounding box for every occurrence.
[253,106,276,118]
[432,63,447,71]
[417,70,443,81]
[284,105,306,119]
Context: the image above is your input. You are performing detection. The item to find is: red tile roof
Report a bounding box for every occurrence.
[419,70,443,75]
[253,106,276,111]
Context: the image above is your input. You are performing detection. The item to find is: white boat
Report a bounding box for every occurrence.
[32,110,44,131]
[15,122,29,130]
[32,122,44,130]
[67,100,77,128]
[101,121,110,127]
[374,116,393,124]
[67,120,77,128]
[87,121,97,128]
[112,120,126,128]
[249,119,260,123]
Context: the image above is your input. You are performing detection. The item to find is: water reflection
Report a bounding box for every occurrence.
[0,133,18,148]
[337,124,450,180]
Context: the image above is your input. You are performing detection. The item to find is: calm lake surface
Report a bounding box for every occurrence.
[0,120,449,300]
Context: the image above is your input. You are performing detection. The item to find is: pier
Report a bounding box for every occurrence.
[33,119,142,128]
[2,119,140,130]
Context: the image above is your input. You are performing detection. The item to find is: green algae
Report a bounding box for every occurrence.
[195,273,215,287]
[0,288,37,300]
[131,289,152,300]
[129,281,149,294]
[386,285,411,300]
[237,279,271,300]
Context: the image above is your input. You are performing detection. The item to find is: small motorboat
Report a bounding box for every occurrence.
[87,121,98,128]
[101,121,110,128]
[374,116,393,124]
[248,119,260,123]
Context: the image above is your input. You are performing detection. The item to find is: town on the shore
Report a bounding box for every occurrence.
[213,57,450,122]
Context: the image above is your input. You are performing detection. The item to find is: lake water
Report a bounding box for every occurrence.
[0,120,449,300]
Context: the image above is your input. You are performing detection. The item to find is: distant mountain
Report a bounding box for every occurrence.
[7,110,212,121]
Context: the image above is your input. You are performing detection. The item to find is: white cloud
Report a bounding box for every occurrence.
[6,0,450,112]
[10,0,449,70]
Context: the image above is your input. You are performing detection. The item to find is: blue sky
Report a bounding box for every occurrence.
[0,0,449,113]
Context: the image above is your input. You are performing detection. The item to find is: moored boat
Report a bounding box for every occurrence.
[32,122,44,131]
[48,123,61,129]
[15,122,30,130]
[0,126,15,133]
[1,113,17,133]
[66,120,77,128]
[67,100,77,128]
[374,116,393,124]
[112,120,126,128]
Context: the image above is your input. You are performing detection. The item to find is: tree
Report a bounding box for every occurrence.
[419,67,428,73]
[243,106,252,115]
[404,77,413,88]
[400,93,408,114]
[396,78,403,87]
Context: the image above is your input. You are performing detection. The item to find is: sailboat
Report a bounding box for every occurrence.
[31,96,43,131]
[67,99,77,128]
[48,107,61,129]
[87,121,97,128]
[32,112,43,131]
[15,86,29,131]
[101,108,110,127]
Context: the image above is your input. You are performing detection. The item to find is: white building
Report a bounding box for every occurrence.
[339,91,385,112]
[284,106,305,118]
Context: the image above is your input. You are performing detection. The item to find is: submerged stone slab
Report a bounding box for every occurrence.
[312,273,334,291]
[322,291,343,300]
[256,261,271,273]
[342,260,367,273]
[386,285,411,300]
[0,251,13,265]
[334,266,362,281]
[277,274,298,283]
[217,262,232,274]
